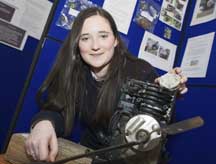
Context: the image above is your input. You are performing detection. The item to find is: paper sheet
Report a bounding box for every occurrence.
[0,0,26,24]
[18,0,52,39]
[103,0,137,34]
[0,0,52,40]
[138,31,177,72]
[159,0,188,31]
[191,0,216,26]
[180,32,215,78]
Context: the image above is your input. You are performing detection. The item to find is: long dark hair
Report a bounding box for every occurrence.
[36,7,129,136]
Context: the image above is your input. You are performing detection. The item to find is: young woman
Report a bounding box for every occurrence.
[25,7,187,164]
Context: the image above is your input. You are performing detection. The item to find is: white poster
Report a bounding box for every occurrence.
[0,0,52,40]
[18,0,52,39]
[138,31,177,72]
[0,0,26,24]
[103,0,137,34]
[180,32,215,78]
[191,0,216,26]
[159,0,188,31]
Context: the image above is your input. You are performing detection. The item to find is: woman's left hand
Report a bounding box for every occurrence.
[170,67,188,95]
[155,67,188,95]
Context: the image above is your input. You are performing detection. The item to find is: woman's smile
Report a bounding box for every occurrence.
[78,15,118,78]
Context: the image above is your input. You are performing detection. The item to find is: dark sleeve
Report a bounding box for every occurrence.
[125,55,159,83]
[145,65,159,83]
[31,110,64,137]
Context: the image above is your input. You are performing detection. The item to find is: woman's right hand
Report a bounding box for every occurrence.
[25,120,58,162]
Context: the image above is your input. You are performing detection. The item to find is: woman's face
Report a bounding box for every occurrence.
[78,15,118,76]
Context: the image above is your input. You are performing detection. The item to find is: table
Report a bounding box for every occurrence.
[0,155,10,164]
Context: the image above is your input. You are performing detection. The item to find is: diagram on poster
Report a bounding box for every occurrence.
[0,19,27,50]
[159,0,188,31]
[138,31,177,71]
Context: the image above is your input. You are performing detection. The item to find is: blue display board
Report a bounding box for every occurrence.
[14,38,61,132]
[0,0,55,152]
[0,36,38,151]
[167,86,216,164]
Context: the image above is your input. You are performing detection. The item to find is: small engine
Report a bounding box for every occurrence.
[106,74,180,162]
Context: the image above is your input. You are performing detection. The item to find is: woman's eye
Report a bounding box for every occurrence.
[100,34,108,39]
[80,37,89,41]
